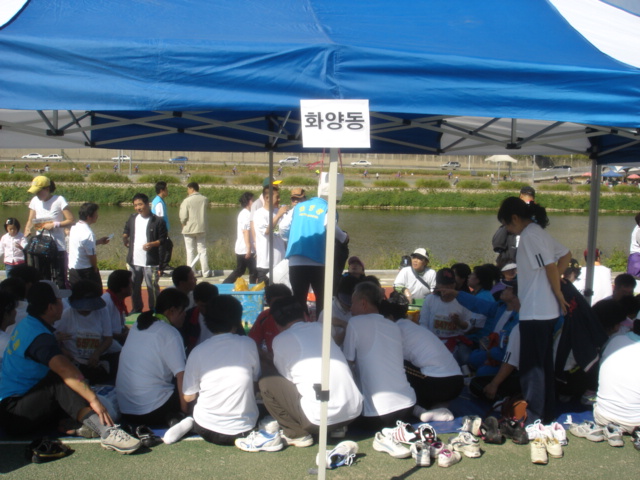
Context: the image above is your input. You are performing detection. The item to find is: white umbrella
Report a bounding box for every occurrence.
[484,155,518,179]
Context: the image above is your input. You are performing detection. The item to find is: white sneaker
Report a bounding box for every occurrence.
[410,441,431,467]
[381,420,417,444]
[258,416,279,434]
[281,432,314,448]
[316,441,358,469]
[437,445,462,467]
[530,438,548,465]
[450,431,482,458]
[372,432,411,459]
[460,415,482,436]
[604,423,624,447]
[235,430,283,452]
[526,420,550,440]
[545,436,563,458]
[549,421,568,446]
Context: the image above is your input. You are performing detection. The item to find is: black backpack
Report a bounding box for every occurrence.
[26,231,59,281]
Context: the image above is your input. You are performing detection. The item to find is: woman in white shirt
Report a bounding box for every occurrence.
[116,288,190,426]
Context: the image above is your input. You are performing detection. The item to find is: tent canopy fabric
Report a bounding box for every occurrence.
[0,0,639,162]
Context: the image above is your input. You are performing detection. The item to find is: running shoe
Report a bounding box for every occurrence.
[437,445,462,467]
[526,420,551,440]
[381,420,417,444]
[101,426,142,455]
[258,416,279,434]
[481,417,505,445]
[544,436,563,458]
[235,430,284,452]
[530,438,548,465]
[500,418,529,445]
[415,423,438,444]
[569,420,603,441]
[450,431,482,458]
[372,432,411,459]
[549,422,568,446]
[316,441,358,469]
[460,415,482,436]
[410,441,431,467]
[281,433,314,448]
[604,423,624,447]
[632,427,640,451]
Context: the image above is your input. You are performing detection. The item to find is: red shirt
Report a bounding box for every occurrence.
[248,308,280,354]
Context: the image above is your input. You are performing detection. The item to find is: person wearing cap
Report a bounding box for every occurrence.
[24,175,75,289]
[491,185,536,268]
[54,280,114,384]
[223,192,258,284]
[277,187,307,243]
[180,182,211,277]
[123,192,168,314]
[259,295,362,446]
[419,268,474,365]
[249,177,282,253]
[68,202,110,289]
[0,280,141,453]
[393,247,436,304]
[572,248,612,305]
[344,281,415,430]
[346,256,365,280]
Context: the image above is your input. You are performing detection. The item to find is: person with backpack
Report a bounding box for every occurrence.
[393,248,436,304]
[24,176,75,289]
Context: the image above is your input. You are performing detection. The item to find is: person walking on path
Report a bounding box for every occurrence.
[179,182,210,277]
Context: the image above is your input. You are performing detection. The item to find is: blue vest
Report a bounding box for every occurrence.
[151,195,170,230]
[285,197,327,264]
[0,315,52,400]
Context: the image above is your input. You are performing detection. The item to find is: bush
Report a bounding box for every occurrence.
[88,173,131,183]
[189,175,227,185]
[496,181,529,191]
[603,247,628,272]
[0,172,33,182]
[47,172,85,182]
[613,184,640,193]
[373,180,409,188]
[415,179,450,189]
[537,184,572,192]
[280,176,318,187]
[137,175,181,184]
[232,174,263,186]
[577,184,592,192]
[457,180,492,189]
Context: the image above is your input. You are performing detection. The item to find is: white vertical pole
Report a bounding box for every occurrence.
[317,148,339,480]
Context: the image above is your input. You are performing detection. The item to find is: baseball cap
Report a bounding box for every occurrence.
[262,177,282,188]
[27,176,51,194]
[410,248,429,261]
[290,187,305,199]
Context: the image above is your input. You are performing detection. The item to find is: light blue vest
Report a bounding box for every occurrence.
[0,315,52,400]
[151,195,170,230]
[285,197,327,264]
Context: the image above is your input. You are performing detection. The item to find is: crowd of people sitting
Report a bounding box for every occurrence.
[1,180,639,467]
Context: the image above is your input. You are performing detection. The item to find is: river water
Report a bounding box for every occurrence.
[1,204,631,267]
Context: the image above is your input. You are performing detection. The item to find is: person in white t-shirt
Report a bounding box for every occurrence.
[344,281,415,431]
[497,196,571,424]
[116,289,190,426]
[101,270,133,350]
[381,291,463,422]
[223,192,257,284]
[393,247,436,304]
[572,249,612,305]
[183,295,260,445]
[24,176,75,289]
[419,268,475,365]
[55,281,113,384]
[68,203,110,288]
[259,295,362,447]
[317,275,359,347]
[254,188,288,284]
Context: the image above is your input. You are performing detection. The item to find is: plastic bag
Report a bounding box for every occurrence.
[233,277,249,292]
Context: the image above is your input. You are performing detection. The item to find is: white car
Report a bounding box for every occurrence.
[441,161,461,170]
[350,160,372,167]
[278,156,299,166]
[112,155,131,161]
[21,153,42,159]
[43,154,62,160]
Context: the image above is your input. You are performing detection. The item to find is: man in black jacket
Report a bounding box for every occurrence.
[122,193,168,313]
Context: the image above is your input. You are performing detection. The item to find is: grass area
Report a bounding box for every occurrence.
[88,172,131,183]
[137,174,182,184]
[538,184,573,192]
[415,179,451,189]
[1,429,637,479]
[373,180,410,188]
[457,179,493,189]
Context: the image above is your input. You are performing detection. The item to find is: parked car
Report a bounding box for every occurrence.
[440,161,460,170]
[350,159,372,167]
[169,156,189,163]
[278,156,299,166]
[111,155,131,161]
[21,153,42,159]
[43,154,62,160]
[543,165,571,172]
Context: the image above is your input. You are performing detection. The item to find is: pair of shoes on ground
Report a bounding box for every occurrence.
[530,436,563,465]
[121,424,163,448]
[235,416,314,452]
[526,419,568,446]
[409,440,462,467]
[373,421,436,459]
[569,420,624,447]
[100,426,143,454]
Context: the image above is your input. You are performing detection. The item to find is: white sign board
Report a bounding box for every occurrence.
[300,99,370,148]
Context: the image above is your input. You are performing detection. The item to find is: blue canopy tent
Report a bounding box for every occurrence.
[1,1,639,474]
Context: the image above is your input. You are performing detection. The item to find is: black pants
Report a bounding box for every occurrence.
[194,421,252,446]
[289,265,325,317]
[121,388,183,427]
[519,319,557,424]
[350,406,414,432]
[69,266,102,289]
[469,372,521,402]
[223,254,257,284]
[405,362,464,408]
[0,371,88,435]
